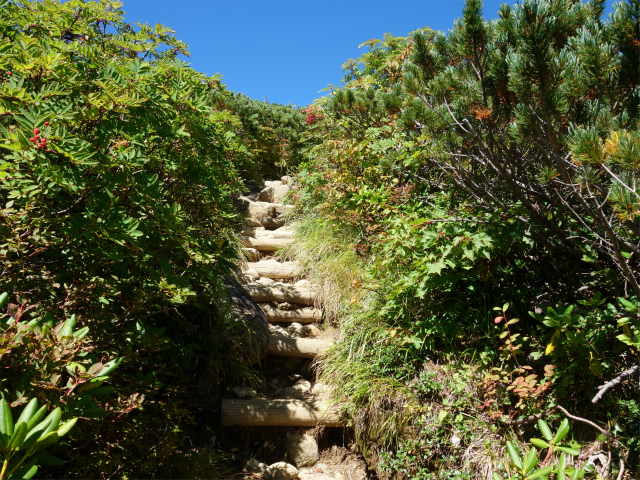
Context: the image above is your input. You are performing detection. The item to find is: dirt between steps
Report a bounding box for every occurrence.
[223,426,368,480]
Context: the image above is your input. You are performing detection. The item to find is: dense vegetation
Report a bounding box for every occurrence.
[2,0,640,478]
[291,0,640,478]
[0,0,304,477]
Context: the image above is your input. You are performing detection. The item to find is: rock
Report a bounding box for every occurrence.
[231,386,257,399]
[269,377,280,385]
[243,247,259,262]
[273,184,291,204]
[288,322,305,337]
[333,473,347,480]
[256,277,275,286]
[269,324,290,337]
[223,276,270,365]
[263,461,298,480]
[236,197,293,228]
[265,180,283,188]
[292,379,312,395]
[244,458,267,475]
[286,433,319,467]
[295,279,309,287]
[257,186,275,203]
[299,474,334,480]
[243,268,259,282]
[281,175,292,185]
[302,324,321,337]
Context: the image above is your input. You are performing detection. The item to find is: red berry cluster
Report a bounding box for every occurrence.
[29,123,49,149]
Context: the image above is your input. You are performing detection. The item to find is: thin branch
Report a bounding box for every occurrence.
[592,364,639,404]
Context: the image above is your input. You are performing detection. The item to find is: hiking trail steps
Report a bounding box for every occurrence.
[220,182,342,429]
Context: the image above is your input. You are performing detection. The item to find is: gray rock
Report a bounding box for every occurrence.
[256,186,275,203]
[264,461,298,480]
[256,277,274,286]
[223,276,270,365]
[244,458,267,475]
[292,379,312,395]
[302,324,321,338]
[286,433,319,467]
[269,324,290,337]
[281,175,292,185]
[231,386,257,399]
[288,322,304,336]
[273,184,291,205]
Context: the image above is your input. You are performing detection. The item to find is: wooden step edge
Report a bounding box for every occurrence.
[240,236,294,252]
[261,305,322,323]
[268,335,333,358]
[244,260,300,279]
[246,283,316,306]
[221,398,343,427]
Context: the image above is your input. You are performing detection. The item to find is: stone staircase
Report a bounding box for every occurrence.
[221,178,361,480]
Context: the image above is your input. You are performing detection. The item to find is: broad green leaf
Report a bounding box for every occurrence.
[554,419,570,443]
[523,447,538,473]
[538,419,553,441]
[556,446,580,456]
[529,438,550,449]
[506,441,523,469]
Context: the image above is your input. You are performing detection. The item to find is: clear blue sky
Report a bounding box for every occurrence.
[119,0,612,107]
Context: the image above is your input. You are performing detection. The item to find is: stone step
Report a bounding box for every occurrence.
[269,335,333,358]
[244,259,300,279]
[240,198,294,229]
[221,398,343,427]
[261,305,322,323]
[246,282,316,305]
[240,235,294,251]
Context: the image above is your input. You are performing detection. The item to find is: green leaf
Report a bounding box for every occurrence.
[554,419,570,444]
[15,398,38,428]
[55,418,77,438]
[538,419,553,442]
[7,421,27,450]
[32,451,65,467]
[8,461,37,479]
[0,398,14,443]
[617,297,639,312]
[0,292,8,309]
[523,447,538,473]
[25,406,46,431]
[506,441,523,469]
[556,446,580,456]
[529,438,550,449]
[95,357,123,377]
[527,466,554,479]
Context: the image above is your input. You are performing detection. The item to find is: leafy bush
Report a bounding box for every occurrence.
[295,0,640,478]
[0,1,271,476]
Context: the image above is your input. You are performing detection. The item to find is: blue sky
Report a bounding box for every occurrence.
[119,0,611,107]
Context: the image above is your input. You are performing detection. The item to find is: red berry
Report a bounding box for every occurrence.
[34,134,40,140]
[7,72,12,75]
[34,128,40,134]
[30,137,35,142]
[44,122,49,126]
